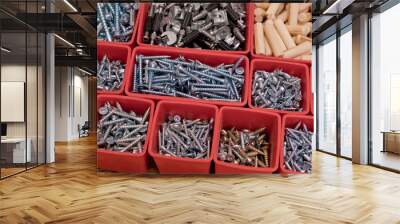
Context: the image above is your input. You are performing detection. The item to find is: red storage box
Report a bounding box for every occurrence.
[97,43,132,95]
[249,4,311,67]
[280,114,314,174]
[136,3,252,55]
[97,95,155,173]
[97,3,142,48]
[148,100,218,174]
[125,46,250,107]
[212,107,281,174]
[248,59,311,115]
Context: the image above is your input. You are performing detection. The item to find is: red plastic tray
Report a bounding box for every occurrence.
[212,107,281,174]
[280,114,314,174]
[97,3,143,48]
[148,100,219,174]
[248,59,311,115]
[136,3,253,55]
[125,46,250,107]
[97,43,132,95]
[249,3,312,67]
[97,95,155,173]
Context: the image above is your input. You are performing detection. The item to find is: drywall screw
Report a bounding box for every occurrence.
[218,127,270,167]
[142,3,247,51]
[97,102,150,153]
[159,115,212,159]
[97,3,138,42]
[252,70,302,111]
[97,55,125,91]
[131,54,245,102]
[284,121,313,173]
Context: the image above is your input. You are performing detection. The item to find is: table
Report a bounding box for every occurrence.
[1,138,32,163]
[382,131,400,154]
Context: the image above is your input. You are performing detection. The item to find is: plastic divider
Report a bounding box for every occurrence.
[136,3,252,55]
[148,100,218,174]
[97,95,155,173]
[97,43,132,95]
[249,58,311,115]
[280,114,314,174]
[212,107,281,174]
[125,46,250,107]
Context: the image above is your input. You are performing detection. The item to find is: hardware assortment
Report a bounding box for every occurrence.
[142,3,247,51]
[97,101,150,153]
[252,69,302,111]
[97,3,139,42]
[97,55,125,91]
[254,3,312,60]
[97,3,314,174]
[283,121,312,173]
[131,55,245,102]
[218,128,270,168]
[158,115,212,159]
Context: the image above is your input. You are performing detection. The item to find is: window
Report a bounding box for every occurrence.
[371,3,400,171]
[317,37,337,154]
[339,28,352,158]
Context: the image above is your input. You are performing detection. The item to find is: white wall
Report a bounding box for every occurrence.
[54,67,89,141]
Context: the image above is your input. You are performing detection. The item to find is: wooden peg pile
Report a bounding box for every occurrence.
[254,3,312,61]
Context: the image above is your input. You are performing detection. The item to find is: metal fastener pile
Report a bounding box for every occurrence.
[97,3,139,42]
[252,69,302,111]
[158,115,212,159]
[218,128,270,167]
[132,55,245,102]
[283,122,312,173]
[143,3,246,50]
[97,101,150,153]
[97,55,125,91]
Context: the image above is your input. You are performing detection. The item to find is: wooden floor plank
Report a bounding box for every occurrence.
[0,135,399,223]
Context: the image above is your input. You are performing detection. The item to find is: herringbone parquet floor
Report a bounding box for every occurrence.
[1,135,400,224]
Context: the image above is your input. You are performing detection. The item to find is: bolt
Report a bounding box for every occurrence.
[252,70,302,111]
[218,127,270,167]
[97,101,150,153]
[142,3,247,51]
[159,115,212,159]
[97,54,125,91]
[97,3,138,42]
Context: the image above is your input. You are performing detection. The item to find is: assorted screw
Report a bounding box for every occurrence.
[97,101,150,153]
[97,55,125,91]
[283,121,312,173]
[252,69,302,111]
[158,115,213,159]
[142,3,247,51]
[97,3,139,42]
[132,55,245,102]
[218,128,270,168]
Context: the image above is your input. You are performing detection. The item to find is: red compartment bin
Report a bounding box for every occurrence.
[125,46,250,107]
[148,100,218,174]
[97,43,132,95]
[136,3,253,55]
[280,114,314,175]
[248,59,311,115]
[212,107,281,174]
[97,3,142,48]
[97,95,155,173]
[249,3,312,67]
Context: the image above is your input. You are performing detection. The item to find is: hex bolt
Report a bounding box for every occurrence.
[97,101,150,153]
[252,69,302,111]
[131,54,245,102]
[159,115,212,159]
[97,3,138,42]
[142,3,247,51]
[283,121,313,173]
[218,127,270,167]
[97,54,125,91]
